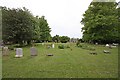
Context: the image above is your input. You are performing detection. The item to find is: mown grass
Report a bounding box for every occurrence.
[2,43,118,78]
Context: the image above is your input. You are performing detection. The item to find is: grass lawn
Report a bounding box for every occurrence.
[2,43,118,78]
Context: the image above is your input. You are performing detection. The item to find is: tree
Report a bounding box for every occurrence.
[52,35,60,43]
[2,7,35,45]
[81,1,119,44]
[117,1,120,43]
[38,16,51,42]
[60,36,70,43]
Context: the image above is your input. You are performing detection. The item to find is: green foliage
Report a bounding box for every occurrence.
[58,45,65,49]
[76,43,95,51]
[2,7,35,45]
[8,45,14,50]
[60,36,70,43]
[58,44,70,49]
[66,45,70,48]
[1,7,52,45]
[38,16,51,42]
[52,35,60,43]
[81,2,119,43]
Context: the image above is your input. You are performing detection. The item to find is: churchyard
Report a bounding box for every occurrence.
[2,43,118,78]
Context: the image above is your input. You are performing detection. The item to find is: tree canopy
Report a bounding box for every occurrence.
[1,7,51,45]
[81,1,119,44]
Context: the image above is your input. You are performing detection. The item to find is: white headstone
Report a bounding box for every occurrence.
[30,47,37,56]
[95,43,98,45]
[52,44,55,48]
[106,44,109,47]
[15,48,23,58]
[42,43,44,45]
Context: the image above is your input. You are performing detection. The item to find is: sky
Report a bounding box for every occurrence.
[0,0,119,38]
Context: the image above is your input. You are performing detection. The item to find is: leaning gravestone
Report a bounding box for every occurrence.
[15,48,23,58]
[2,46,9,56]
[30,47,37,56]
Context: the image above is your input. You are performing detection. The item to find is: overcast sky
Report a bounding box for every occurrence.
[0,0,119,38]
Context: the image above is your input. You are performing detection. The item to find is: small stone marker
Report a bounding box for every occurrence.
[30,47,37,56]
[15,48,23,58]
[2,46,9,56]
[90,51,97,55]
[42,43,44,45]
[47,54,53,56]
[14,48,16,51]
[103,50,110,54]
[47,45,51,49]
[113,43,118,46]
[111,45,116,48]
[52,44,55,48]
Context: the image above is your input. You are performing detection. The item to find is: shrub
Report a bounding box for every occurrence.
[58,45,65,49]
[8,46,14,50]
[66,45,70,48]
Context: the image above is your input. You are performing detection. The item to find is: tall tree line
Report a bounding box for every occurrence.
[81,1,119,44]
[1,7,51,45]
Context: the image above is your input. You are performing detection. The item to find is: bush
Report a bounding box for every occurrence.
[66,45,70,48]
[58,45,65,49]
[8,46,14,50]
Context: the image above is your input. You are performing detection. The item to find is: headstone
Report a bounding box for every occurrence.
[90,51,97,55]
[103,50,110,54]
[95,43,98,45]
[30,47,37,56]
[47,45,51,49]
[113,43,118,46]
[42,43,44,45]
[2,46,9,56]
[47,54,53,56]
[52,44,55,48]
[15,48,23,58]
[106,44,109,47]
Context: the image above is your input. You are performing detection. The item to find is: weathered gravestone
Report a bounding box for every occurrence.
[15,48,23,58]
[30,47,37,56]
[2,46,9,56]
